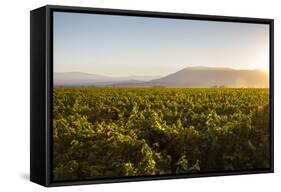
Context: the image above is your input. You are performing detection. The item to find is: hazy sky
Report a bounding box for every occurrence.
[53,11,269,77]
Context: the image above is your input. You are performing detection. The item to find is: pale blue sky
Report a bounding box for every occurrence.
[53,11,269,77]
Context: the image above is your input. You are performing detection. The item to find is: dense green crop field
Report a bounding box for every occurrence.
[53,88,270,181]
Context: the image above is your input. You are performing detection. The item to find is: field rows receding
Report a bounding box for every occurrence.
[53,88,270,181]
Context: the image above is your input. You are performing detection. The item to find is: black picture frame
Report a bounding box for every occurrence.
[30,5,274,187]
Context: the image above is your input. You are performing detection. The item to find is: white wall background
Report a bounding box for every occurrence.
[0,0,279,191]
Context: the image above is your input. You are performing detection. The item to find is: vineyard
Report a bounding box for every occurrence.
[53,87,270,181]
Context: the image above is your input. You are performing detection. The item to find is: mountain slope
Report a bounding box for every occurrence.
[54,67,269,88]
[54,72,160,86]
[146,66,269,88]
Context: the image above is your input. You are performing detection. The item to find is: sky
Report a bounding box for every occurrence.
[53,11,270,77]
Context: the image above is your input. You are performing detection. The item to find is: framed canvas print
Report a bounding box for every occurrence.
[30,5,274,187]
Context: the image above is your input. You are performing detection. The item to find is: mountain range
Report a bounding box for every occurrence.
[54,66,269,88]
[54,72,160,86]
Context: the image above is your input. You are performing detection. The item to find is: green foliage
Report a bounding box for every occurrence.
[176,155,189,173]
[53,88,270,181]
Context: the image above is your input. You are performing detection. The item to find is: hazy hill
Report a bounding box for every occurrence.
[54,72,160,86]
[146,66,269,88]
[54,67,269,88]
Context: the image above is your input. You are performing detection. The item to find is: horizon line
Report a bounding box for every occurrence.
[54,65,269,77]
